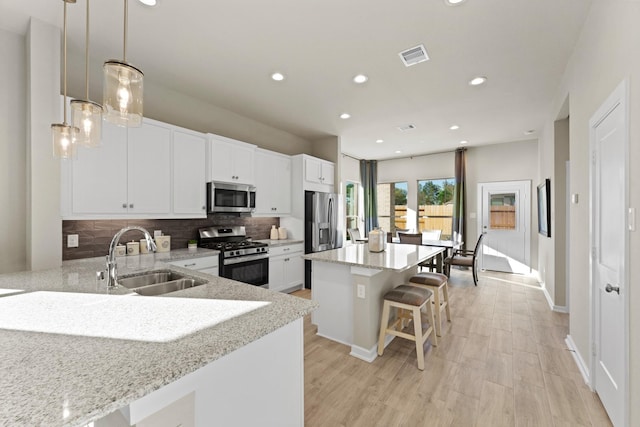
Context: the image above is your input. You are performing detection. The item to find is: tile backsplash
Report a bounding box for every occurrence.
[62,215,280,260]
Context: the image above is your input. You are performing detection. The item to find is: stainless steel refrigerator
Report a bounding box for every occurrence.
[304,191,341,288]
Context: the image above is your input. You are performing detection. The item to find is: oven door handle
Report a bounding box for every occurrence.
[224,254,269,265]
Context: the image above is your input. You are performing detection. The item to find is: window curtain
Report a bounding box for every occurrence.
[452,148,467,249]
[360,160,378,235]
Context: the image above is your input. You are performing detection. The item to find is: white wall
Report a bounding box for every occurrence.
[0,29,27,273]
[540,1,640,423]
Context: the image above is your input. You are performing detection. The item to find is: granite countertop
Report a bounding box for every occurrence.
[301,242,444,272]
[0,253,317,427]
[255,239,304,247]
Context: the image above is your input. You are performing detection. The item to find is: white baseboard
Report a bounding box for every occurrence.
[565,335,591,386]
[349,335,394,363]
[540,282,569,313]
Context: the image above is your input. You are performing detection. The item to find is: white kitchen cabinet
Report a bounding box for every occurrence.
[173,130,207,216]
[169,254,219,276]
[208,135,256,185]
[127,121,172,214]
[304,156,334,187]
[254,149,291,215]
[268,243,304,292]
[70,123,128,215]
[67,119,171,216]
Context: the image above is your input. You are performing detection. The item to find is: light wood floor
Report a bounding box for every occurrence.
[292,268,612,427]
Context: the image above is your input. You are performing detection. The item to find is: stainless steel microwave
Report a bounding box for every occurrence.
[207,182,256,213]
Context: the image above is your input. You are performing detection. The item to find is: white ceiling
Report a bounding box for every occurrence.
[1,0,592,160]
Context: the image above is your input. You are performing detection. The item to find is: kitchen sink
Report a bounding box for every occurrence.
[118,270,206,296]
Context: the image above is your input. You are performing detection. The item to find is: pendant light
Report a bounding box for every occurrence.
[103,0,143,127]
[52,0,79,160]
[70,0,103,147]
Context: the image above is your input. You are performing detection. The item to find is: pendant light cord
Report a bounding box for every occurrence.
[85,0,90,99]
[123,0,128,62]
[63,0,68,124]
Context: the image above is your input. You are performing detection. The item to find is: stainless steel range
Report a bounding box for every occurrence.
[198,226,269,288]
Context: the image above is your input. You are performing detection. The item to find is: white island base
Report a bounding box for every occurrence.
[311,261,418,362]
[96,319,303,427]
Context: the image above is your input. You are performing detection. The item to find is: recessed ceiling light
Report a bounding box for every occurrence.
[395,150,402,154]
[449,125,460,130]
[138,0,157,6]
[271,72,285,81]
[445,0,466,5]
[376,139,384,144]
[460,140,468,144]
[469,76,487,86]
[353,74,368,84]
[340,113,351,119]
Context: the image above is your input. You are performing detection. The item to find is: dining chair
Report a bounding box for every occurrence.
[347,228,366,243]
[421,230,442,241]
[398,233,439,272]
[443,234,484,286]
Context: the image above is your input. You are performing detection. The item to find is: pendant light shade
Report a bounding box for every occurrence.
[52,0,79,160]
[51,124,78,159]
[71,0,103,147]
[103,0,143,127]
[103,60,143,126]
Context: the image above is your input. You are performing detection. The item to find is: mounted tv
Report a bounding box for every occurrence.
[537,179,551,237]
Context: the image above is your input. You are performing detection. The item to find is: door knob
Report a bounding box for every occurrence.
[605,283,620,294]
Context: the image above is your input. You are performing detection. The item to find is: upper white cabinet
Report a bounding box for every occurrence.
[69,119,171,216]
[208,135,256,185]
[61,112,208,219]
[304,156,334,187]
[173,130,207,216]
[127,121,172,214]
[254,149,291,215]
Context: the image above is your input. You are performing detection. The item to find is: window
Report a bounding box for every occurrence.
[377,182,408,234]
[490,193,516,230]
[417,178,454,239]
[345,181,360,239]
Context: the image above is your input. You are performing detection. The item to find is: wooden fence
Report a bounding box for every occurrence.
[490,205,516,229]
[392,205,453,238]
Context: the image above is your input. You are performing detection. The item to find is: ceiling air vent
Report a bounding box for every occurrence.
[397,124,416,132]
[399,44,429,67]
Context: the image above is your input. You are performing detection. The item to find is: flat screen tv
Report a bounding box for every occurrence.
[537,179,551,237]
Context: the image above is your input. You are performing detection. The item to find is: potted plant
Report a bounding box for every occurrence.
[188,239,198,250]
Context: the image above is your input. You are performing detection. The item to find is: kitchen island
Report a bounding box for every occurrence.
[302,243,443,362]
[0,251,316,427]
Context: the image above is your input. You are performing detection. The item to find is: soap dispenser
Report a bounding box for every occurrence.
[270,225,279,240]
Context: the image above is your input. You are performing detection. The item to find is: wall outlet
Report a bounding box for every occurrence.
[469,212,476,219]
[356,284,366,299]
[154,230,163,238]
[67,234,79,248]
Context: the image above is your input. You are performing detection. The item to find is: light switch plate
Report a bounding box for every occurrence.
[356,284,365,299]
[67,234,79,248]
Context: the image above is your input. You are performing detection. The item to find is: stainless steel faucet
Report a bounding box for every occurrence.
[105,226,157,288]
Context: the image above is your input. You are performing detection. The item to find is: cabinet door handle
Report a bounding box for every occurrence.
[184,263,197,267]
[129,204,134,209]
[122,203,127,209]
[202,206,206,210]
[284,258,289,262]
[283,248,290,251]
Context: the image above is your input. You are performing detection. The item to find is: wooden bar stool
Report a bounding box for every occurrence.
[409,272,450,337]
[377,285,437,370]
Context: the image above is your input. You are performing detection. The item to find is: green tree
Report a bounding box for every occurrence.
[438,180,454,204]
[419,181,440,205]
[394,187,407,205]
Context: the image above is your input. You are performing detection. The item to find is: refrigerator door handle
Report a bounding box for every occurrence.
[328,197,334,247]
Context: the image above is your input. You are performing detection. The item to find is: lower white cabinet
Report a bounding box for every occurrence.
[169,255,219,277]
[268,243,303,292]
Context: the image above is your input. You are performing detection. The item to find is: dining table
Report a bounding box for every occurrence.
[391,237,463,273]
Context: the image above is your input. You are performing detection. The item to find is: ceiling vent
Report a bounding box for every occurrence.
[399,44,429,67]
[397,124,416,132]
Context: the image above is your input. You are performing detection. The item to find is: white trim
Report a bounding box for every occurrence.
[350,335,394,362]
[565,335,590,386]
[541,284,568,313]
[588,78,629,427]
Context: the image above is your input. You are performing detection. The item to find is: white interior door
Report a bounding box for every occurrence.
[591,80,628,427]
[478,181,531,274]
